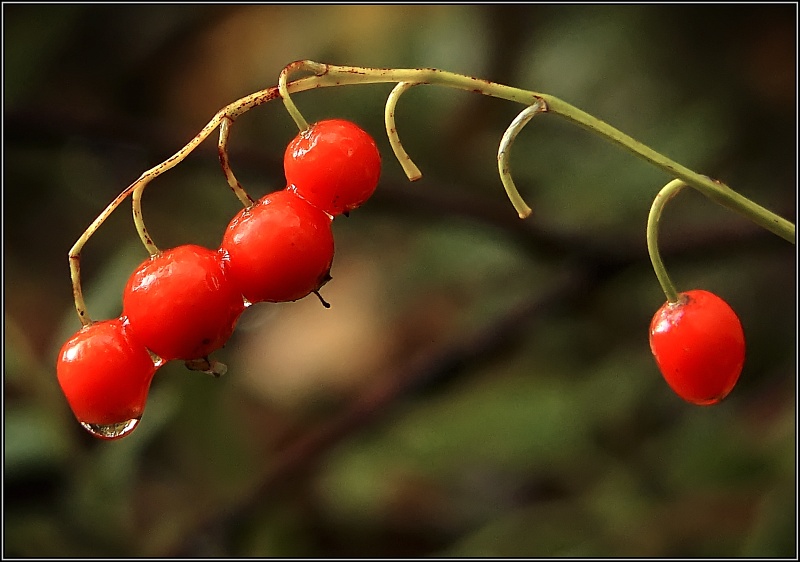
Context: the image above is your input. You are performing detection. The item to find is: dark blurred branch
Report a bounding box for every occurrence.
[164,188,785,556]
[164,207,793,556]
[166,267,591,557]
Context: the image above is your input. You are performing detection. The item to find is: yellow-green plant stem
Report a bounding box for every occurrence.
[218,117,255,207]
[279,60,313,131]
[384,81,423,181]
[647,179,687,303]
[498,100,547,219]
[132,185,159,256]
[68,59,795,324]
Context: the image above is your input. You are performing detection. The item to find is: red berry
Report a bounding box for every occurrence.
[57,317,158,434]
[284,118,381,216]
[649,289,745,405]
[220,190,335,304]
[122,244,245,361]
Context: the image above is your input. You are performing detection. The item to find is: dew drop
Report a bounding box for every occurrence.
[148,350,165,367]
[80,418,141,440]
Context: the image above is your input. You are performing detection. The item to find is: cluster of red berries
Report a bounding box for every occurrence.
[57,119,382,438]
[649,289,745,405]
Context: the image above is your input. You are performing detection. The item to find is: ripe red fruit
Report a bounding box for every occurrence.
[221,190,335,304]
[284,118,381,216]
[56,317,158,435]
[649,289,745,405]
[122,244,245,361]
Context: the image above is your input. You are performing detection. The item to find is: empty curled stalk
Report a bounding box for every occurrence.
[498,100,547,218]
[384,81,423,181]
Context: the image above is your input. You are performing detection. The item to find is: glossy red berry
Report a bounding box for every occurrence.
[220,190,335,304]
[284,118,381,216]
[122,244,245,361]
[649,289,745,405]
[56,317,158,437]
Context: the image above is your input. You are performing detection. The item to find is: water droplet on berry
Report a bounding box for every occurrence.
[148,350,165,367]
[80,418,141,440]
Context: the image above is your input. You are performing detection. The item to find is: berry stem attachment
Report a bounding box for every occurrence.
[498,100,547,219]
[647,179,687,304]
[69,185,137,325]
[218,117,255,208]
[68,255,90,326]
[278,60,326,132]
[132,185,159,256]
[385,81,423,181]
[67,86,281,323]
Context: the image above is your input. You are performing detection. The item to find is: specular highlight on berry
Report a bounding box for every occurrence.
[221,189,335,304]
[284,118,381,216]
[122,244,246,361]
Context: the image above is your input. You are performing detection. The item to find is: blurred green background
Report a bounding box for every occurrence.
[4,5,796,558]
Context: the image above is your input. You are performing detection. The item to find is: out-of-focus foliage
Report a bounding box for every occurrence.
[4,5,796,558]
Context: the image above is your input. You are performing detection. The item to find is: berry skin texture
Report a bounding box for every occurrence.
[221,190,335,304]
[122,244,246,361]
[284,118,381,216]
[57,317,158,427]
[649,289,745,406]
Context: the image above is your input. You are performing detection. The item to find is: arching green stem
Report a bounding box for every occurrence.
[647,179,687,303]
[277,61,793,243]
[68,59,795,324]
[542,96,795,243]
